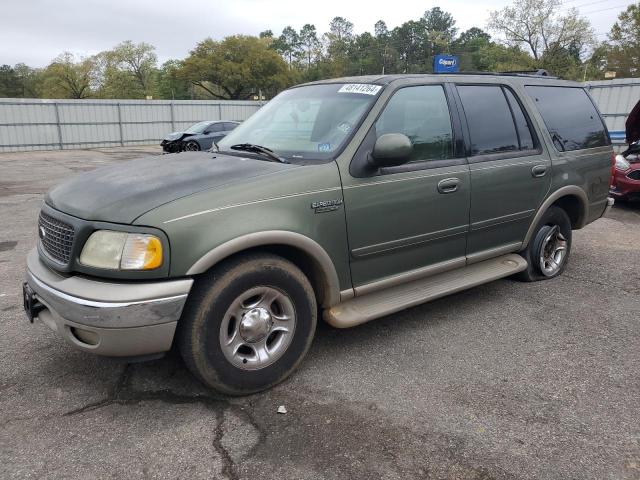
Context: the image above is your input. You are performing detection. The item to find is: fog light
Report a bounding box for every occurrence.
[70,327,99,346]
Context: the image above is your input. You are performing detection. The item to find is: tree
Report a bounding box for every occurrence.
[13,64,42,97]
[41,53,97,98]
[179,35,290,100]
[475,43,536,72]
[457,27,491,47]
[606,3,640,77]
[0,65,37,97]
[328,16,354,43]
[374,20,388,39]
[274,26,301,67]
[100,41,158,97]
[299,24,320,69]
[390,20,424,73]
[488,0,594,61]
[422,7,457,50]
[453,28,492,71]
[353,32,380,75]
[324,17,355,76]
[156,60,191,99]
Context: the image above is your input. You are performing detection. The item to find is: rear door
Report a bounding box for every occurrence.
[342,84,471,290]
[454,83,551,261]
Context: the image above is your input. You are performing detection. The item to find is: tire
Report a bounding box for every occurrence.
[516,206,572,282]
[184,140,200,151]
[178,253,317,395]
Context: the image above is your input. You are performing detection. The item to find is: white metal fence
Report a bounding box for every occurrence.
[1,81,638,153]
[0,98,262,153]
[586,79,640,146]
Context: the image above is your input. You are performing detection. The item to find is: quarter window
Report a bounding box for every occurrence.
[375,85,454,162]
[525,86,609,151]
[504,88,534,151]
[457,85,520,155]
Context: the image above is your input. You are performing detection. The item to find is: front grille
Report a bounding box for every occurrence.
[627,170,640,181]
[38,211,75,264]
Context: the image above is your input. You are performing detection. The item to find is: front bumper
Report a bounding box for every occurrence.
[160,140,182,153]
[24,249,193,357]
[610,169,640,200]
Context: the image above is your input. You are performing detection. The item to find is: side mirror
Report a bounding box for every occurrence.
[370,133,413,168]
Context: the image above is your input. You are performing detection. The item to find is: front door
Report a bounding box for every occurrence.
[342,84,471,290]
[454,84,551,259]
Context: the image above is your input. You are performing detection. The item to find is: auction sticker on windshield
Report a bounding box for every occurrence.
[338,84,382,95]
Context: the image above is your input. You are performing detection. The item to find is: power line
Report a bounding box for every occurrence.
[581,3,629,14]
[565,0,616,9]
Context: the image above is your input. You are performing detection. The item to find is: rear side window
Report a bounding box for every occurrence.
[457,85,520,155]
[375,85,454,163]
[525,86,609,151]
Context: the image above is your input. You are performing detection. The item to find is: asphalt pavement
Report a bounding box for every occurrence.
[1,147,638,479]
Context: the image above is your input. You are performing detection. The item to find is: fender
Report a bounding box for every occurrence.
[186,230,341,307]
[522,185,588,249]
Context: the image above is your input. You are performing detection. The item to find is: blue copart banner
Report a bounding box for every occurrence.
[433,55,459,73]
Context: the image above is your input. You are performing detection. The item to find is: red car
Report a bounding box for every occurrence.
[611,144,640,202]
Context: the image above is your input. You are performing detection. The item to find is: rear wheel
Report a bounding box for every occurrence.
[516,206,572,281]
[178,253,317,395]
[184,140,200,151]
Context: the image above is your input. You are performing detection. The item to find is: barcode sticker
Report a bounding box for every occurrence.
[338,84,382,95]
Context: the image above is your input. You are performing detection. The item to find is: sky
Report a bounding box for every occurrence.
[0,0,629,67]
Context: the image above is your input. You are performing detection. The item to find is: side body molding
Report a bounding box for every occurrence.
[522,185,588,249]
[186,231,342,307]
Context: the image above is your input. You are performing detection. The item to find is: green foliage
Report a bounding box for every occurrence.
[0,64,43,97]
[40,52,97,98]
[488,0,594,62]
[156,60,192,99]
[179,35,290,100]
[97,41,158,98]
[605,3,640,77]
[3,0,612,100]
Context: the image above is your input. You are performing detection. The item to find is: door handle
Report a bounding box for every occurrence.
[531,165,547,177]
[437,177,460,194]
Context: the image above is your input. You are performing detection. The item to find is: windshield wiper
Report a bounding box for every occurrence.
[229,143,289,164]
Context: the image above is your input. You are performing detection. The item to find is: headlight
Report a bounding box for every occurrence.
[80,231,163,270]
[615,154,630,171]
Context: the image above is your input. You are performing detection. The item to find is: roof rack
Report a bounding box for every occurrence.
[498,69,554,77]
[430,69,557,79]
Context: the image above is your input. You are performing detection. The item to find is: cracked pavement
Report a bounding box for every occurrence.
[1,147,639,479]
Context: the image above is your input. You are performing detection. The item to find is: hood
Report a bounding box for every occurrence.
[46,152,296,224]
[164,132,186,141]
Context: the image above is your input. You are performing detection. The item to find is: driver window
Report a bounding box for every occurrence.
[376,85,454,163]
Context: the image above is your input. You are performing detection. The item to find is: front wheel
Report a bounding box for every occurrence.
[516,206,572,281]
[184,140,200,151]
[178,253,317,395]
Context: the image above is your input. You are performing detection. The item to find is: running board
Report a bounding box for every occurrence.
[325,254,527,328]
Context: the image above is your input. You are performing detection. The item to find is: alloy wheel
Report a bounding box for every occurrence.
[219,286,296,370]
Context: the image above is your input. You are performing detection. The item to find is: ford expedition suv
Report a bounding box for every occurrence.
[23,73,614,395]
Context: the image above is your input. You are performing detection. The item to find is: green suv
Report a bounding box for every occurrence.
[23,73,614,394]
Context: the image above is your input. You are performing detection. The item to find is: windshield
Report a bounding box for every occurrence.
[185,121,212,134]
[217,83,382,161]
